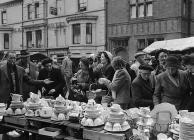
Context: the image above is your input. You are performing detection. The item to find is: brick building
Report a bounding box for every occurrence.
[107,0,194,60]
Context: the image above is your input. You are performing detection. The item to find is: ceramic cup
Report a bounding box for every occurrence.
[11,93,22,102]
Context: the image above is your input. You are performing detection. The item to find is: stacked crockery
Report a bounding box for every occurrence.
[6,94,26,115]
[104,104,130,132]
[81,99,104,127]
[51,95,72,121]
[179,113,194,140]
[25,93,42,117]
[0,103,6,116]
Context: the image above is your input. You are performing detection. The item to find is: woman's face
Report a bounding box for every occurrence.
[79,61,87,70]
[101,53,108,64]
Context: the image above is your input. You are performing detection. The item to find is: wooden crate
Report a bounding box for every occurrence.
[3,116,28,126]
[83,129,126,140]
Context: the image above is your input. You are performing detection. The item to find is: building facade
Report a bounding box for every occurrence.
[107,0,194,60]
[0,0,105,59]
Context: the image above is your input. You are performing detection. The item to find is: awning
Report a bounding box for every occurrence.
[143,37,194,53]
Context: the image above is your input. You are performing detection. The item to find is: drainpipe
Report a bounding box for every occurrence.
[187,0,191,37]
[22,0,24,50]
[105,0,108,51]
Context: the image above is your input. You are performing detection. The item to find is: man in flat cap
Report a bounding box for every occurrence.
[153,55,190,110]
[131,51,146,75]
[38,58,65,98]
[132,65,154,108]
[16,50,38,100]
[183,54,194,111]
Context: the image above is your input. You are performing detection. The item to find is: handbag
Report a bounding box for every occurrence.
[70,85,86,102]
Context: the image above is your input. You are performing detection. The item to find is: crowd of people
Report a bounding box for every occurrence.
[0,48,194,112]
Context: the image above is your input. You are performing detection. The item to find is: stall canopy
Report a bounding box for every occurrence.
[143,37,194,53]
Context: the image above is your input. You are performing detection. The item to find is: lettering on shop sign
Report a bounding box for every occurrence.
[48,22,66,29]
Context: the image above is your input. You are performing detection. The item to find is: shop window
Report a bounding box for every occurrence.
[27,4,33,19]
[35,30,42,48]
[35,3,40,18]
[1,10,7,24]
[111,39,129,48]
[78,0,87,12]
[86,23,92,44]
[130,0,153,18]
[4,33,9,49]
[26,31,32,48]
[137,38,164,50]
[137,39,146,51]
[72,24,81,44]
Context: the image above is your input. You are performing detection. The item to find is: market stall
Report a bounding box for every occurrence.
[0,92,190,140]
[143,37,194,54]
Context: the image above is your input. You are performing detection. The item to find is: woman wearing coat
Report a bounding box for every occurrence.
[99,56,131,109]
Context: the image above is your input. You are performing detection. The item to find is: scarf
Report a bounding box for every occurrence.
[7,63,20,94]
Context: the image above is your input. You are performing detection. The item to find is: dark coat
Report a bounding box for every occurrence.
[132,75,154,108]
[185,72,194,111]
[16,60,38,100]
[0,63,44,103]
[153,70,190,110]
[108,68,131,104]
[126,63,136,82]
[38,67,65,98]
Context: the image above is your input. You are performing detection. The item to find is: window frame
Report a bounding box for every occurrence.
[26,31,32,48]
[35,2,40,18]
[78,0,87,12]
[72,24,81,44]
[130,0,153,19]
[86,23,92,44]
[1,10,7,24]
[35,30,42,48]
[27,4,33,20]
[4,33,9,49]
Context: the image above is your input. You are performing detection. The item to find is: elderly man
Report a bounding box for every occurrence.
[131,51,146,75]
[38,58,65,98]
[153,55,190,110]
[132,65,154,109]
[0,51,52,103]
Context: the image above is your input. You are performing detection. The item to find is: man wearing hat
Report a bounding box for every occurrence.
[16,50,38,100]
[183,54,194,111]
[132,65,154,109]
[153,55,190,110]
[131,51,146,75]
[38,58,65,98]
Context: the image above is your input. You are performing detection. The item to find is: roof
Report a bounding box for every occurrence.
[143,37,194,53]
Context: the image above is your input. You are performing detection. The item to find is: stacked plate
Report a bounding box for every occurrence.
[180,120,194,140]
[26,103,41,110]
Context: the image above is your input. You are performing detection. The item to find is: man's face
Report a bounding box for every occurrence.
[159,52,168,66]
[52,55,57,63]
[44,63,52,71]
[166,67,178,77]
[137,55,145,64]
[7,53,17,65]
[140,70,151,81]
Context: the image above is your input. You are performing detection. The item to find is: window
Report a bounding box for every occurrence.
[78,0,87,12]
[35,30,42,48]
[26,31,32,48]
[27,4,33,19]
[72,24,81,44]
[86,23,92,44]
[4,33,9,49]
[137,38,164,50]
[1,10,7,24]
[183,0,187,16]
[130,0,153,18]
[35,3,40,18]
[111,39,129,48]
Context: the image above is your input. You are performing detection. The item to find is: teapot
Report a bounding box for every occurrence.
[10,93,22,102]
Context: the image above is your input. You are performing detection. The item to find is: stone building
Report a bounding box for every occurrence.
[107,0,194,60]
[0,0,105,59]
